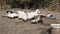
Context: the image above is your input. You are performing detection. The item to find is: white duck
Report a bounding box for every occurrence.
[6,11,18,18]
[31,16,41,23]
[46,13,56,19]
[27,9,40,20]
[18,10,27,20]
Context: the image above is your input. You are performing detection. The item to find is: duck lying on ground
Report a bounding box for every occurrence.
[18,10,27,21]
[27,9,40,20]
[46,13,56,19]
[31,15,43,24]
[2,10,18,18]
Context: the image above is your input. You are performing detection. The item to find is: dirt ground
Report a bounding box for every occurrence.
[0,9,60,34]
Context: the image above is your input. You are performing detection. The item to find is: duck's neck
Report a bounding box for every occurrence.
[35,9,39,13]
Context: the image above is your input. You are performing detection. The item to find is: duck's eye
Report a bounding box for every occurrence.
[6,11,9,13]
[50,15,53,17]
[10,12,13,13]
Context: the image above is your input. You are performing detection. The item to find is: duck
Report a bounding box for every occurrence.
[18,10,27,20]
[46,13,56,19]
[6,11,18,18]
[27,9,40,20]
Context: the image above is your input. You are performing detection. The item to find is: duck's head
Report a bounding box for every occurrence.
[35,9,40,14]
[6,11,13,14]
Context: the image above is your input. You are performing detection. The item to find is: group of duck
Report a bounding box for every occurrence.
[3,9,56,23]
